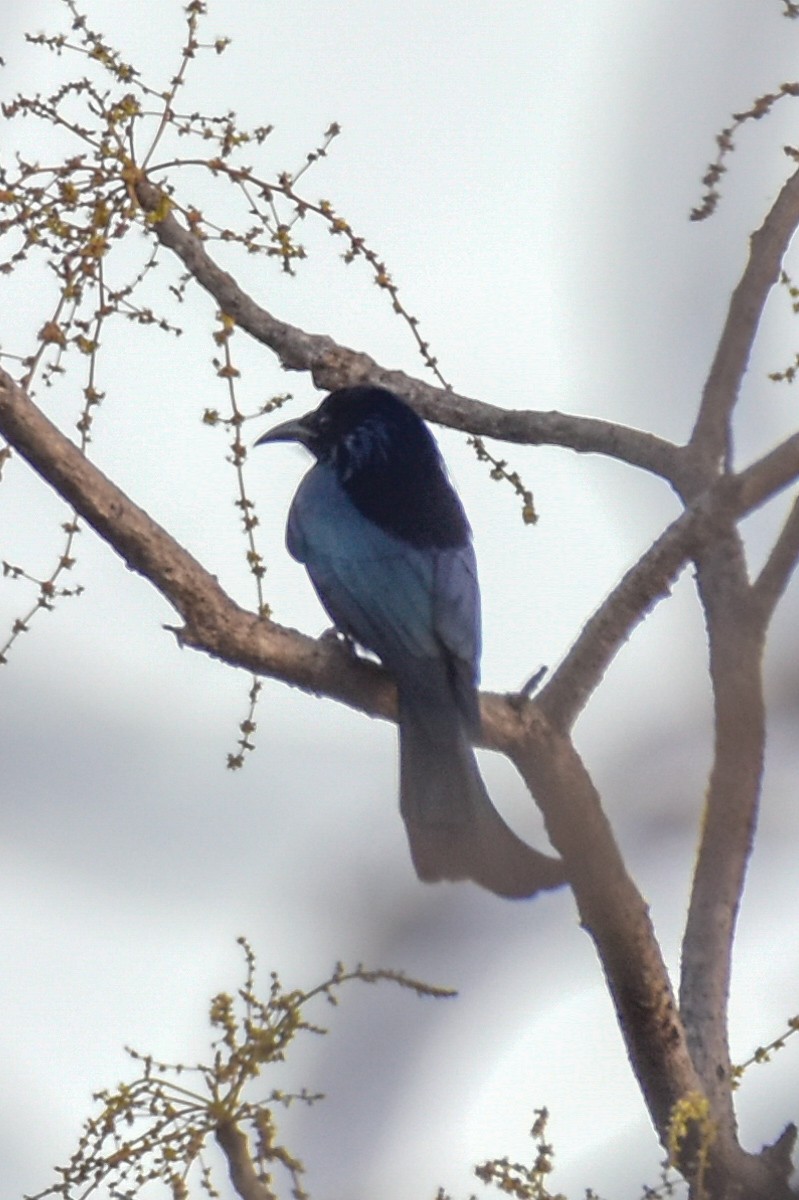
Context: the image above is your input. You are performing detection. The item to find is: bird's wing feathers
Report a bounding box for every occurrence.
[306,549,436,660]
[288,464,478,673]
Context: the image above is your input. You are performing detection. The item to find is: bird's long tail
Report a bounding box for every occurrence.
[396,674,565,899]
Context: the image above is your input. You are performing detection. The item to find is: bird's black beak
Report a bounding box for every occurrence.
[254,411,316,449]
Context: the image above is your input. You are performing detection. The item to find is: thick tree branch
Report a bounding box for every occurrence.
[674,522,798,1198]
[0,370,538,746]
[671,172,799,1178]
[512,706,792,1190]
[688,165,799,477]
[215,1121,274,1200]
[0,367,392,714]
[136,179,682,482]
[502,714,702,1136]
[681,529,766,1155]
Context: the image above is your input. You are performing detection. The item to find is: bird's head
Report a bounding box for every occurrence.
[255,385,428,473]
[256,384,470,548]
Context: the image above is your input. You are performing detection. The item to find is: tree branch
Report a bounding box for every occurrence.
[536,435,799,730]
[688,165,799,477]
[136,179,682,481]
[0,366,392,714]
[751,493,799,622]
[502,714,703,1136]
[3,364,797,744]
[215,1120,275,1200]
[681,528,765,1156]
[672,171,799,1173]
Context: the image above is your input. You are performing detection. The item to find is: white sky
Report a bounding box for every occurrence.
[2,3,799,1198]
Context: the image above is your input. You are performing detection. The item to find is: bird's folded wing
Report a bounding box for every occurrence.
[288,463,478,669]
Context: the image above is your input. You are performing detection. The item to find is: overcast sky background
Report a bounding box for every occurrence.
[2,3,799,1198]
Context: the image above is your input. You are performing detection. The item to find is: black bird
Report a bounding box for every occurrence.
[256,385,563,898]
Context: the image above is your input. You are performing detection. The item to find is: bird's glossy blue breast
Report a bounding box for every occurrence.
[286,462,384,562]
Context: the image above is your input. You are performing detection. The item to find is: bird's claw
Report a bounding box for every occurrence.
[320,626,358,657]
